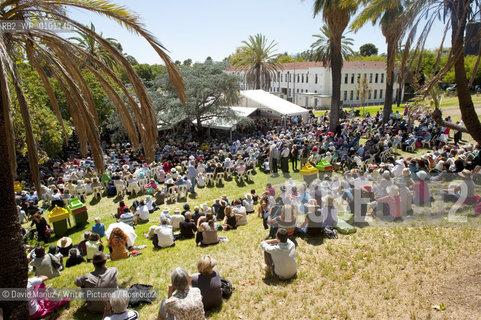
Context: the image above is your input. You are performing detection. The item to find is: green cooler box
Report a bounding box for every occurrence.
[68,198,89,227]
[48,206,70,237]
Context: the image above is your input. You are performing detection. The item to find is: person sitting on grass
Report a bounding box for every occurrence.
[145,195,157,213]
[65,248,85,268]
[114,201,128,219]
[86,233,103,262]
[170,208,185,231]
[178,212,196,240]
[260,228,297,280]
[28,246,61,279]
[222,206,237,231]
[92,217,105,238]
[118,208,135,227]
[28,275,70,320]
[196,210,219,247]
[152,217,175,249]
[103,289,139,320]
[155,267,205,320]
[107,228,129,261]
[75,252,118,315]
[191,255,222,311]
[135,200,150,224]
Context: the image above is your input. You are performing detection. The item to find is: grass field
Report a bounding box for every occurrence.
[28,161,481,320]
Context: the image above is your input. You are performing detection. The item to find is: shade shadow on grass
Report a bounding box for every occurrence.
[89,197,101,206]
[205,304,223,318]
[72,304,102,320]
[304,236,325,246]
[262,273,297,286]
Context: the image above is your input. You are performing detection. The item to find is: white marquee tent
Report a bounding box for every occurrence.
[240,90,309,118]
[191,106,258,130]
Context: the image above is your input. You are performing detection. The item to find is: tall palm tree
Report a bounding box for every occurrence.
[312,0,358,131]
[310,25,354,64]
[349,0,410,122]
[69,22,120,70]
[233,34,281,90]
[0,1,184,318]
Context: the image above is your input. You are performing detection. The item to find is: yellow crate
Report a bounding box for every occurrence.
[14,181,23,193]
[48,206,71,223]
[299,163,319,176]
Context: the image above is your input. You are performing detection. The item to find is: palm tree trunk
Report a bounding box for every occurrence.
[329,34,342,132]
[196,114,204,142]
[383,41,395,122]
[451,1,481,144]
[0,60,29,319]
[255,64,261,90]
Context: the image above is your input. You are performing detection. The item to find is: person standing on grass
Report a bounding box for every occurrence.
[261,228,297,280]
[187,160,197,193]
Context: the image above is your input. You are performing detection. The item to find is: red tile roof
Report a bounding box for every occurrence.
[225,60,386,72]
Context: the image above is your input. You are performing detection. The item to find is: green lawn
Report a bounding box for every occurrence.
[28,166,481,320]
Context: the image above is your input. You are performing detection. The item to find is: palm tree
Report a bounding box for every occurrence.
[233,34,281,90]
[69,22,120,70]
[310,25,354,64]
[312,0,358,131]
[0,1,184,318]
[349,0,410,123]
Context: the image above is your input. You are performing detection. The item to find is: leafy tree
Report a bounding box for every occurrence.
[311,0,358,131]
[310,25,354,63]
[232,34,281,90]
[0,2,184,318]
[153,59,245,140]
[183,59,193,66]
[404,0,481,143]
[359,43,378,56]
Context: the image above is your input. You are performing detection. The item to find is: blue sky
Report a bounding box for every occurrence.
[68,0,444,64]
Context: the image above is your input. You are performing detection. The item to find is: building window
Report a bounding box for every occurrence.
[368,90,372,99]
[289,88,291,96]
[281,74,283,82]
[297,74,299,83]
[345,74,348,84]
[374,89,377,99]
[357,74,361,82]
[355,91,359,100]
[369,73,373,83]
[375,74,378,83]
[315,74,318,84]
[344,91,348,101]
[302,74,304,83]
[351,74,355,84]
[381,73,384,83]
[306,75,309,83]
[350,90,354,100]
[380,89,383,99]
[297,89,299,93]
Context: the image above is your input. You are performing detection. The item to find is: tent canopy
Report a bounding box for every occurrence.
[240,90,309,116]
[192,106,257,130]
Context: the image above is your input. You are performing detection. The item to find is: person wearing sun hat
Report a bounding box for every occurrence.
[373,185,402,220]
[171,208,185,231]
[57,237,73,256]
[74,252,118,314]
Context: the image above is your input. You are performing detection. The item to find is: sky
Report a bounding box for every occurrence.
[68,0,445,65]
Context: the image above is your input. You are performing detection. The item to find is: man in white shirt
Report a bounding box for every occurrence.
[170,208,185,231]
[153,218,174,248]
[135,200,150,223]
[260,229,297,280]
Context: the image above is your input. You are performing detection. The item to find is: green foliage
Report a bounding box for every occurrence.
[311,25,354,65]
[276,52,309,63]
[359,43,378,56]
[12,65,72,159]
[151,59,246,139]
